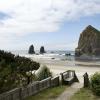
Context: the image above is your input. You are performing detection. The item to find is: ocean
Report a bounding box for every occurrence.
[11,50,75,56]
[8,50,76,64]
[11,50,100,61]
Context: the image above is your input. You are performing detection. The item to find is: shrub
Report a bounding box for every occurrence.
[0,50,40,93]
[91,72,100,96]
[36,65,52,81]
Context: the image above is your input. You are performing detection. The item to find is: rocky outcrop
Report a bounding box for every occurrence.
[28,45,35,54]
[40,46,46,54]
[75,25,100,56]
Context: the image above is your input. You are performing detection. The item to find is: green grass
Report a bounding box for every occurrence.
[25,85,67,100]
[70,88,100,100]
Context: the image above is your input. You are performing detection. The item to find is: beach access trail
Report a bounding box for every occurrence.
[55,82,83,100]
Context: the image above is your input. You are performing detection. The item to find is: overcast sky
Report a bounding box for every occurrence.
[0,0,100,51]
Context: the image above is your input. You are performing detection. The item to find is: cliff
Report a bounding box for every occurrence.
[75,25,100,56]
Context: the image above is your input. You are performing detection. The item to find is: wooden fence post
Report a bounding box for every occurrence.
[60,73,64,85]
[73,71,79,82]
[83,72,90,88]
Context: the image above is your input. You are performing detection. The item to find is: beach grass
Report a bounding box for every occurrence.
[25,85,67,100]
[70,88,100,100]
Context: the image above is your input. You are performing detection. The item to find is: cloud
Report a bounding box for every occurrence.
[0,0,100,35]
[0,0,100,49]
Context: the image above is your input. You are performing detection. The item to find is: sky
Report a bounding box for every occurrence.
[0,0,100,51]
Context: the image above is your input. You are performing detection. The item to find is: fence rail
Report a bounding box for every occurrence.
[0,76,59,100]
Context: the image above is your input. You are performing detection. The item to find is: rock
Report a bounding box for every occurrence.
[40,46,46,54]
[28,45,35,54]
[65,53,71,56]
[51,57,55,59]
[75,25,100,56]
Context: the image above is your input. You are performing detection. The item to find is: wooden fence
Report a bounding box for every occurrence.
[0,76,59,100]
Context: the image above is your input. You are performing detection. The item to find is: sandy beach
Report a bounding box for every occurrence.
[27,54,100,83]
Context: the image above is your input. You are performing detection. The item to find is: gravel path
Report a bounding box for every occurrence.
[55,82,83,100]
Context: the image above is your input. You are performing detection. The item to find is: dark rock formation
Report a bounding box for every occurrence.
[28,45,35,54]
[75,25,100,56]
[65,53,71,56]
[40,46,46,54]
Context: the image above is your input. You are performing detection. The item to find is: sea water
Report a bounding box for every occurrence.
[10,50,100,63]
[11,50,75,60]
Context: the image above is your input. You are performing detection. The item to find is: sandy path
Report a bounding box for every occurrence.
[55,82,83,100]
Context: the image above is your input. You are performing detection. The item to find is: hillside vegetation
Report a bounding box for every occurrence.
[0,50,40,93]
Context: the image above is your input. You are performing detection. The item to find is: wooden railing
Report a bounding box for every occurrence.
[0,70,79,100]
[61,70,79,85]
[0,76,59,100]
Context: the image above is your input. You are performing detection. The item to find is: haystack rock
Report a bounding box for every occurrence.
[28,45,35,54]
[40,46,46,54]
[75,25,100,57]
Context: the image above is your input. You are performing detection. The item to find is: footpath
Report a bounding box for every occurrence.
[55,82,83,100]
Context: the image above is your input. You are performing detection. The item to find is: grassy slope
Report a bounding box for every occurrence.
[70,88,100,100]
[25,85,67,100]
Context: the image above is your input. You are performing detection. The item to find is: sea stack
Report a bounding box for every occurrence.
[28,45,35,54]
[75,25,100,57]
[40,46,46,54]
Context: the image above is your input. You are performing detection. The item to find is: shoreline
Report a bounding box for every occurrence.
[29,56,100,83]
